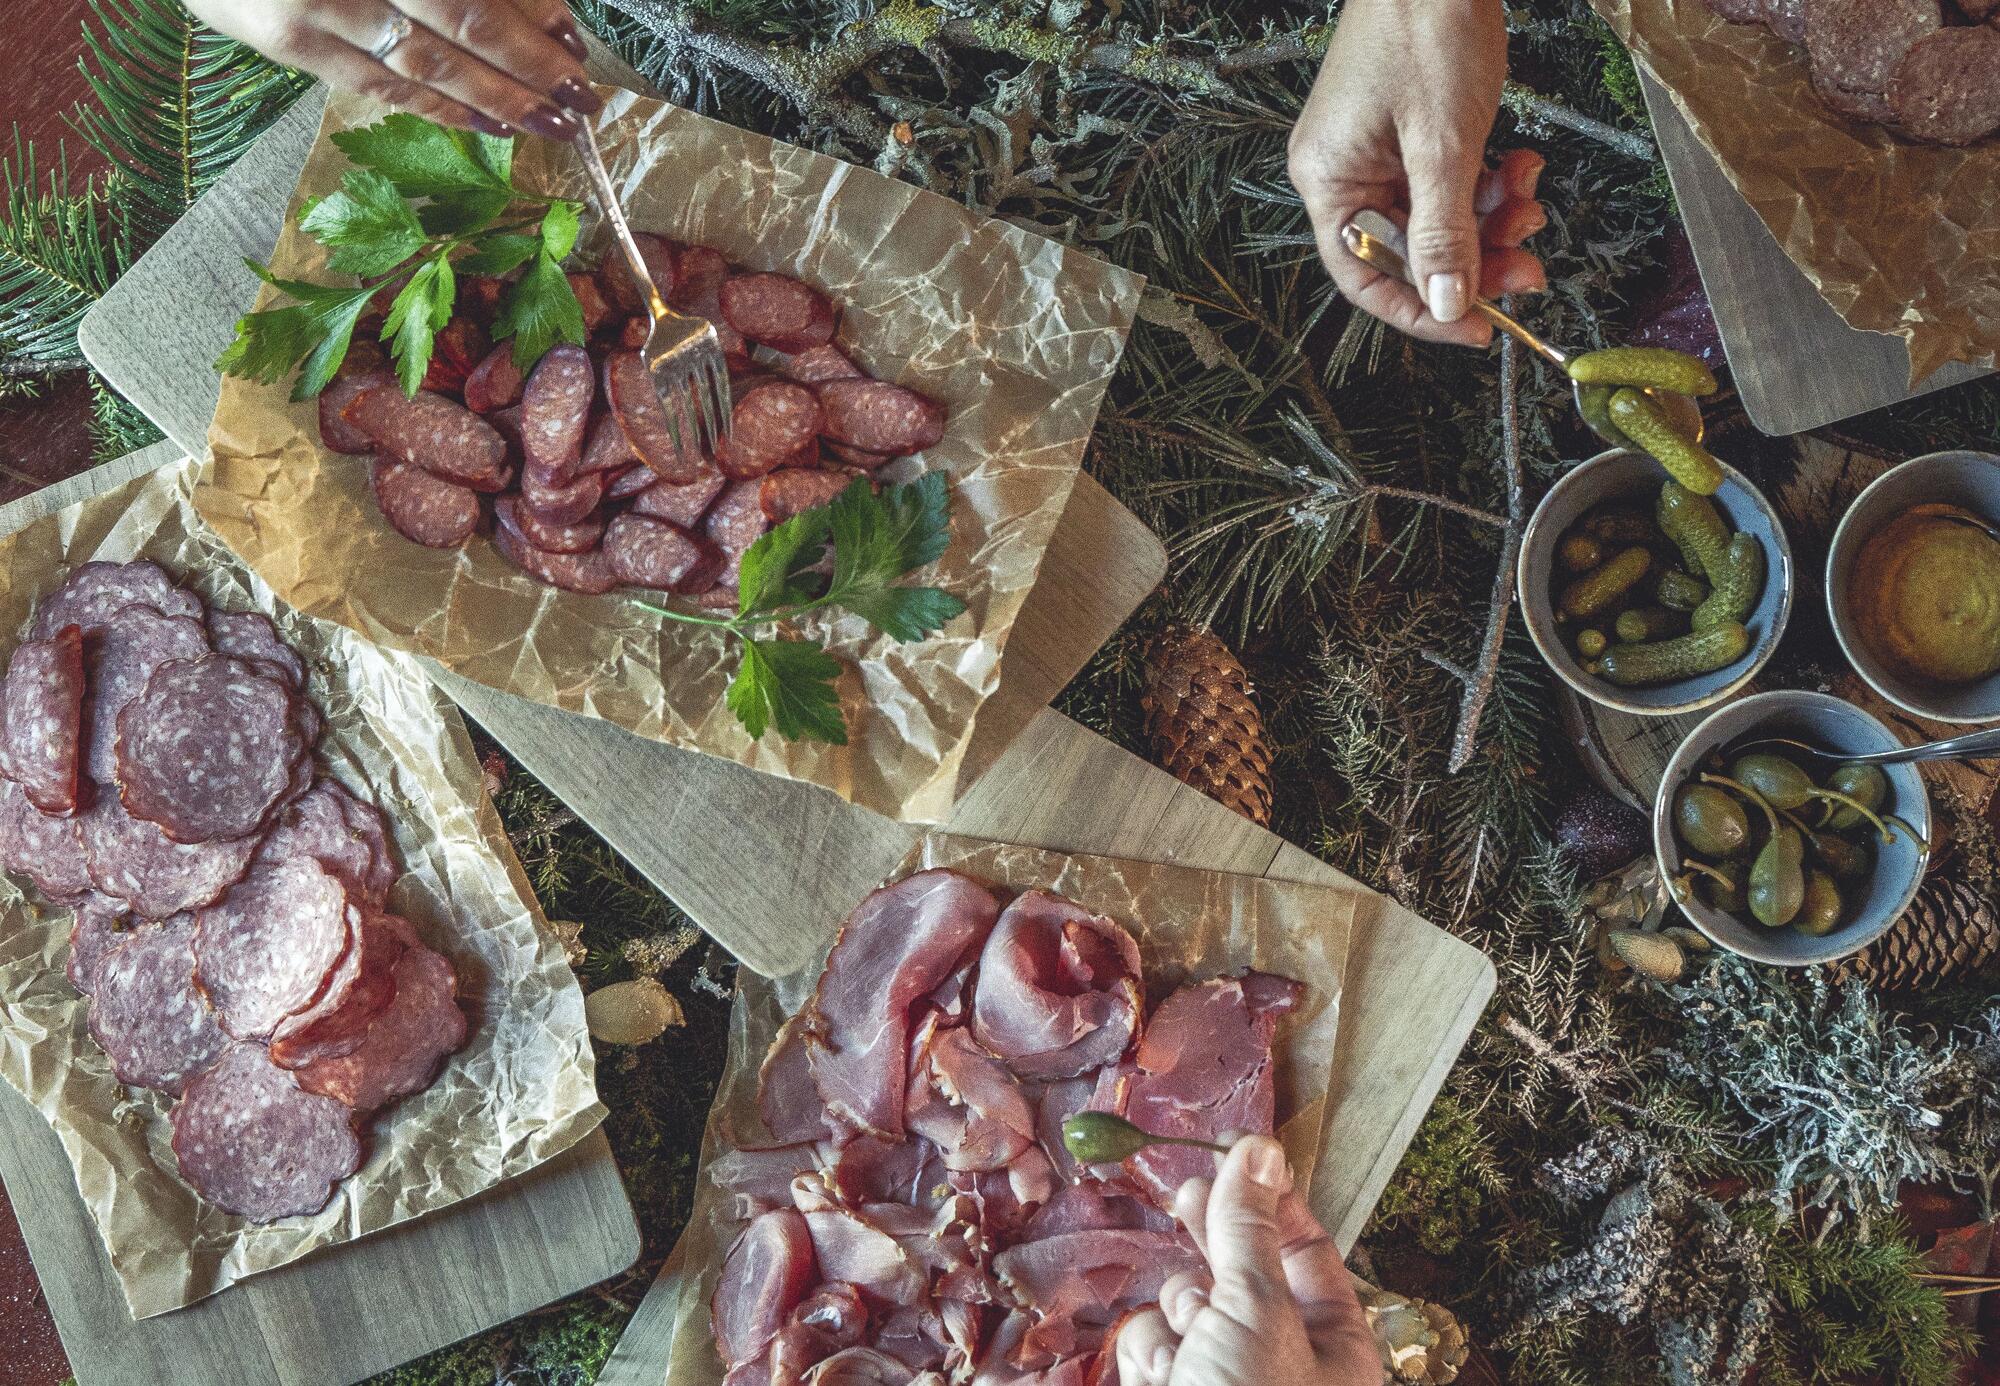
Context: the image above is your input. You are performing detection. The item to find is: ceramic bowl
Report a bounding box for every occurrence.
[1826,450,2000,725]
[1518,449,1793,715]
[1652,690,1930,966]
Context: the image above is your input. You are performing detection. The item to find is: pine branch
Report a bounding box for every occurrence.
[0,354,88,375]
[1502,80,1656,162]
[0,134,127,368]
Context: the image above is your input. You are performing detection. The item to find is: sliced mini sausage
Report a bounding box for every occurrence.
[719,272,838,354]
[342,387,510,490]
[370,460,481,549]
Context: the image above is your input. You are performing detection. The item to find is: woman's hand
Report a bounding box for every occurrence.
[1287,0,1547,347]
[184,0,600,140]
[1114,1135,1385,1386]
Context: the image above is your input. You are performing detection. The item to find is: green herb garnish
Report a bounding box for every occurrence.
[1061,1112,1230,1164]
[639,472,966,746]
[217,114,584,400]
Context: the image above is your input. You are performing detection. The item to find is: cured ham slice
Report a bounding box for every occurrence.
[715,1209,820,1377]
[970,892,1142,1080]
[994,1229,1203,1323]
[711,1143,823,1220]
[760,1011,830,1144]
[808,870,1001,1138]
[771,1283,870,1383]
[906,1022,1036,1173]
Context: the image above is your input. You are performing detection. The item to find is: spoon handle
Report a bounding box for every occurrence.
[1339,212,1568,369]
[1847,727,2000,766]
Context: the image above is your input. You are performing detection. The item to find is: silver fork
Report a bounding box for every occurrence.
[572,119,731,455]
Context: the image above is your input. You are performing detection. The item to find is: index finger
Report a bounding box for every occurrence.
[1297,179,1493,349]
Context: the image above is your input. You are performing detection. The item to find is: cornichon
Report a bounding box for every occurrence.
[1567,347,1719,397]
[1559,545,1651,621]
[1582,509,1660,547]
[1559,533,1605,573]
[1654,569,1710,612]
[1657,483,1730,580]
[1576,628,1608,659]
[1597,621,1750,687]
[1692,532,1764,632]
[1608,388,1725,495]
[1577,383,1627,448]
[1615,605,1687,643]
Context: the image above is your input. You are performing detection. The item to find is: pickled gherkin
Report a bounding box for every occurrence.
[1597,622,1750,687]
[1567,347,1719,397]
[1608,389,1725,495]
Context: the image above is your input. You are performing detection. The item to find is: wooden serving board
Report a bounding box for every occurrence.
[0,441,641,1386]
[1640,73,1990,437]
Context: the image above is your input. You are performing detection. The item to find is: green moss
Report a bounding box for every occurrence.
[1371,1095,1504,1257]
[514,1297,631,1385]
[363,1330,503,1386]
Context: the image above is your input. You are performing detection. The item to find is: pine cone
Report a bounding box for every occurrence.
[1141,625,1273,827]
[1842,878,2000,991]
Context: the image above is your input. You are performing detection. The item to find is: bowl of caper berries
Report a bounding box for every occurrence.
[1652,690,1930,966]
[1519,449,1793,715]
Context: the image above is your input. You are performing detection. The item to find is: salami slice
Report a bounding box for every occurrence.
[670,245,729,316]
[815,379,947,455]
[206,610,305,692]
[599,231,678,314]
[257,777,396,907]
[87,915,227,1094]
[605,352,709,482]
[777,344,864,386]
[719,273,838,354]
[1811,63,1898,121]
[605,463,656,501]
[79,792,258,919]
[520,344,596,479]
[1,625,85,815]
[630,466,727,527]
[342,386,510,491]
[493,506,624,595]
[579,413,639,478]
[519,460,609,527]
[568,271,615,335]
[370,459,482,549]
[704,479,774,591]
[1890,26,2000,144]
[759,468,854,524]
[461,342,525,414]
[319,364,397,454]
[0,779,92,899]
[170,1042,363,1221]
[270,910,407,1069]
[81,605,211,786]
[332,786,398,900]
[616,316,649,351]
[822,440,896,470]
[1767,0,1806,44]
[32,560,203,639]
[420,316,490,396]
[193,855,354,1041]
[67,895,130,993]
[115,654,303,844]
[1804,0,1939,99]
[604,514,725,593]
[719,383,824,479]
[498,494,606,554]
[295,933,465,1113]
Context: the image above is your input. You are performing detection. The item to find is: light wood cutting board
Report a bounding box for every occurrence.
[0,441,641,1386]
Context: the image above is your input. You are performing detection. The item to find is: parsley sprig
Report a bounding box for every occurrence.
[217,115,585,399]
[640,473,967,745]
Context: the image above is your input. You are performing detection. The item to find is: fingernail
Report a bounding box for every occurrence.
[469,113,515,137]
[520,105,581,140]
[553,20,589,60]
[551,76,602,115]
[1150,1346,1175,1381]
[1248,1140,1290,1190]
[1426,271,1469,323]
[1175,1285,1207,1320]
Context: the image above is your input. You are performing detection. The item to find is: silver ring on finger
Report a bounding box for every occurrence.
[368,11,415,61]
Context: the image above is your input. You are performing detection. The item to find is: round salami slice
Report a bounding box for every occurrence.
[1811,63,1898,121]
[519,459,609,527]
[370,459,482,549]
[115,654,303,844]
[759,468,855,524]
[519,344,596,479]
[87,915,227,1095]
[32,560,203,640]
[718,273,837,354]
[342,386,510,491]
[206,610,305,692]
[777,344,864,387]
[719,383,824,479]
[78,793,258,919]
[270,910,407,1069]
[0,779,93,899]
[295,934,465,1113]
[319,365,397,455]
[604,352,709,483]
[604,514,726,594]
[579,413,639,478]
[498,494,605,555]
[703,479,773,592]
[492,507,623,595]
[814,378,947,455]
[630,466,727,528]
[193,855,353,1041]
[67,895,130,993]
[605,463,655,502]
[256,777,397,907]
[668,244,728,317]
[1890,26,2000,145]
[81,605,211,786]
[599,232,678,314]
[1804,0,1939,99]
[460,342,524,415]
[1,624,85,815]
[170,1042,362,1222]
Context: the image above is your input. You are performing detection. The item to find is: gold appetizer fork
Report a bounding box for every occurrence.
[572,119,732,455]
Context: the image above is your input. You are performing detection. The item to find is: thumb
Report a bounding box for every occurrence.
[1401,140,1486,326]
[1203,1135,1292,1324]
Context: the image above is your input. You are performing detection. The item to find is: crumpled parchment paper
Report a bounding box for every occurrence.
[0,458,604,1319]
[1592,0,2000,384]
[198,85,1145,825]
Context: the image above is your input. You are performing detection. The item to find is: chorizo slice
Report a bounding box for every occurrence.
[777,344,864,386]
[519,343,596,480]
[630,465,727,528]
[718,382,824,480]
[703,479,773,593]
[599,231,678,314]
[815,378,947,456]
[461,342,525,414]
[604,351,710,482]
[492,505,624,595]
[342,386,510,491]
[719,272,838,354]
[497,493,606,555]
[1890,26,2000,145]
[759,468,856,524]
[519,459,609,527]
[604,514,726,594]
[369,459,482,550]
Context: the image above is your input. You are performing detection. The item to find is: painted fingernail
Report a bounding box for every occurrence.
[553,20,589,60]
[520,105,582,140]
[1247,1140,1289,1190]
[551,76,602,115]
[1426,271,1469,323]
[469,113,515,137]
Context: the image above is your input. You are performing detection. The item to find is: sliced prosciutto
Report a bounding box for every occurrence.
[906,1021,1036,1173]
[970,891,1143,1080]
[760,1011,830,1144]
[714,1209,819,1378]
[808,870,1001,1138]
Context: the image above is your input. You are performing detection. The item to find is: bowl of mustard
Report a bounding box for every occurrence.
[1828,451,2000,724]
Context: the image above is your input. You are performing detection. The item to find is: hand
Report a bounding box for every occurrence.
[1115,1135,1384,1386]
[184,0,599,140]
[1287,0,1548,348]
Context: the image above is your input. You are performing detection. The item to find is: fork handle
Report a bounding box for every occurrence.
[1845,727,2000,766]
[574,118,667,319]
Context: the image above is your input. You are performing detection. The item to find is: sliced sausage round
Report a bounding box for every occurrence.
[519,344,596,480]
[192,855,354,1041]
[1,625,86,816]
[342,386,510,491]
[629,466,726,528]
[759,468,855,524]
[460,342,525,414]
[170,1042,363,1222]
[81,606,212,786]
[498,494,606,555]
[0,778,92,900]
[295,930,465,1114]
[814,379,947,456]
[1890,27,2000,145]
[603,514,726,593]
[492,507,623,595]
[604,352,709,482]
[79,792,259,919]
[87,915,227,1095]
[719,383,824,479]
[32,560,203,640]
[719,272,838,354]
[206,610,306,692]
[269,910,407,1069]
[115,654,304,845]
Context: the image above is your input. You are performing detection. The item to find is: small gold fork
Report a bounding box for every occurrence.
[572,118,732,455]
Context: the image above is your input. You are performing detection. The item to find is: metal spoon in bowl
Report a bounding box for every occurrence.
[1338,210,1705,446]
[1732,727,2000,768]
[1906,501,2000,547]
